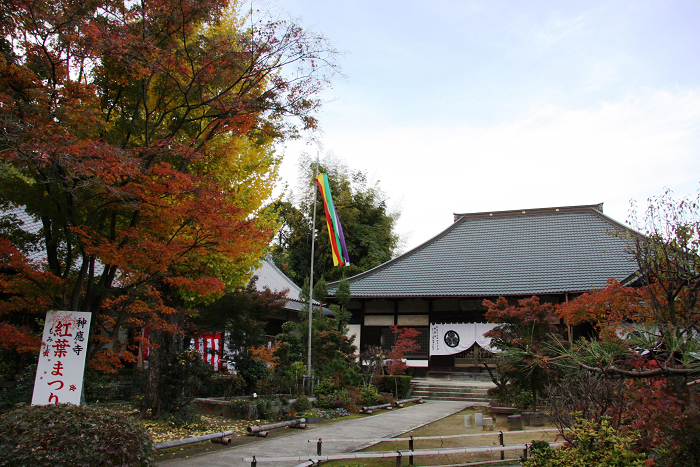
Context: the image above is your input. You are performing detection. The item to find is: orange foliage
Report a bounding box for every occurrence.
[248,342,281,371]
[0,0,334,375]
[0,322,41,354]
[557,278,643,339]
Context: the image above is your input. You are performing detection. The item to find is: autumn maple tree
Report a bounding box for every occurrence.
[0,0,336,416]
[483,296,561,409]
[557,191,700,384]
[547,191,700,461]
[385,325,421,376]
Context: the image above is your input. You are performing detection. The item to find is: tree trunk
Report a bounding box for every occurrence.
[141,327,181,419]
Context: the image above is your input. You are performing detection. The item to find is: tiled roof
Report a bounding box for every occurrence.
[252,257,332,315]
[0,206,45,262]
[329,204,638,298]
[252,257,302,301]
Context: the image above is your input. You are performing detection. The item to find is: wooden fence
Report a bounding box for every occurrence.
[244,429,563,466]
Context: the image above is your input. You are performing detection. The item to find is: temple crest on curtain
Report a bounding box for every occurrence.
[429,323,497,356]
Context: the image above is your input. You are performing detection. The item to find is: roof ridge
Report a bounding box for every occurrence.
[453,203,604,222]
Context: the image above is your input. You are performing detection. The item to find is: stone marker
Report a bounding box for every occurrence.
[531,412,544,427]
[483,417,494,431]
[475,412,483,427]
[507,414,523,431]
[464,414,473,427]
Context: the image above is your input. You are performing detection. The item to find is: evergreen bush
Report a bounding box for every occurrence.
[523,417,646,467]
[359,384,379,406]
[377,375,411,398]
[161,349,214,421]
[83,369,118,403]
[0,404,154,466]
[293,394,312,413]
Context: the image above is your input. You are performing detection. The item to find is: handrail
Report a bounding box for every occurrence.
[307,427,560,443]
[245,442,566,464]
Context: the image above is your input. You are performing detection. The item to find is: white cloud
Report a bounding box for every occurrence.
[278,88,700,251]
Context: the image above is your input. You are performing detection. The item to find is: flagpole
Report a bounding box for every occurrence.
[307,153,319,393]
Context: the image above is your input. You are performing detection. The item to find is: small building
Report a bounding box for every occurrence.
[328,204,638,375]
[251,256,331,339]
[192,256,332,370]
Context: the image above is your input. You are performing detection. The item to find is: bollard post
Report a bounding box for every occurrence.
[499,431,505,460]
[396,450,402,467]
[523,444,528,462]
[251,455,256,467]
[317,438,322,456]
[409,436,414,466]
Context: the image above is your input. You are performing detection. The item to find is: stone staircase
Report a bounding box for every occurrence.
[410,376,495,403]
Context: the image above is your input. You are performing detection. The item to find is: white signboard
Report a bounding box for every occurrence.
[429,322,498,356]
[32,310,91,405]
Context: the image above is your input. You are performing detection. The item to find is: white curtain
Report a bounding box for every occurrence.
[429,323,497,356]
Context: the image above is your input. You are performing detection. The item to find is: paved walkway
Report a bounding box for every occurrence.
[158,400,468,467]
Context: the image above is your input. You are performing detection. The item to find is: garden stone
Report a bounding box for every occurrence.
[507,414,523,431]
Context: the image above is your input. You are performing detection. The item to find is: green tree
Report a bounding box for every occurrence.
[272,154,400,284]
[274,275,356,378]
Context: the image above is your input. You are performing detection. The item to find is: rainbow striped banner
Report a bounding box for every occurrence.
[315,173,350,266]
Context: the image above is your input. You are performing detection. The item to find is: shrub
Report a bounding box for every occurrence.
[523,417,646,467]
[375,391,395,405]
[488,382,533,409]
[0,404,154,466]
[313,379,358,409]
[317,388,352,409]
[293,394,312,413]
[161,349,214,421]
[256,398,277,420]
[0,363,36,407]
[229,398,252,419]
[376,375,412,398]
[221,374,246,399]
[239,357,270,392]
[313,378,341,400]
[360,384,378,406]
[652,406,700,467]
[83,369,118,403]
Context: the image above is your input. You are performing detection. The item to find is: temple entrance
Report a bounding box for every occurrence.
[454,343,496,367]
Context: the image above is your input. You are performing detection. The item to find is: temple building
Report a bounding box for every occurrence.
[328,204,638,375]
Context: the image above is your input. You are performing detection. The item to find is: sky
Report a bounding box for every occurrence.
[268,0,700,253]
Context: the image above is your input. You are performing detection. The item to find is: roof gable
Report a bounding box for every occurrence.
[331,204,638,298]
[252,257,301,300]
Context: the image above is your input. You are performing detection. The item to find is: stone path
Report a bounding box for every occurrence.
[158,400,468,467]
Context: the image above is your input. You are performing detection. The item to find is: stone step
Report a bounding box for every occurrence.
[412,393,490,402]
[412,389,490,396]
[410,378,494,402]
[412,387,489,395]
[425,372,495,382]
[416,395,490,402]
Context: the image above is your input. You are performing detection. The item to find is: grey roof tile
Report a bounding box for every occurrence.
[253,257,333,315]
[329,204,638,298]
